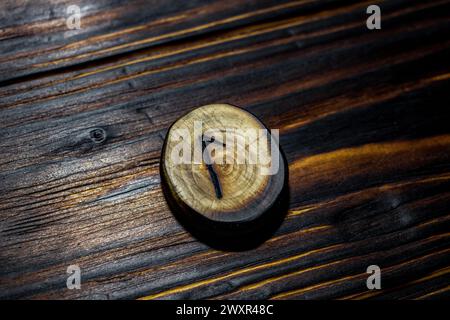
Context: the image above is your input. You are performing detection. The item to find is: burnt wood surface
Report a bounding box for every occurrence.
[0,0,449,299]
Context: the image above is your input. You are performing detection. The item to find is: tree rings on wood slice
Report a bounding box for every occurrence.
[160,104,288,250]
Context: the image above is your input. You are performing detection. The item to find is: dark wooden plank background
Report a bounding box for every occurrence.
[0,0,449,300]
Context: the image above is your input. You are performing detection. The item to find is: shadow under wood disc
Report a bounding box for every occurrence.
[160,104,289,251]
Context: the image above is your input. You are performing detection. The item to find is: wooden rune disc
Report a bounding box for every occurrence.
[160,104,288,246]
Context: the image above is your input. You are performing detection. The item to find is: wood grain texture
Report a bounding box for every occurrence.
[0,0,449,299]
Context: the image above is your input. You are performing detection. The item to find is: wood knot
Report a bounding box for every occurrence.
[89,128,107,144]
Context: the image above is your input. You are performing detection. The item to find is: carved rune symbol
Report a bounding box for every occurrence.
[201,134,223,199]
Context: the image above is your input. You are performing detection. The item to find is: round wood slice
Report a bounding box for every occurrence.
[160,104,288,249]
